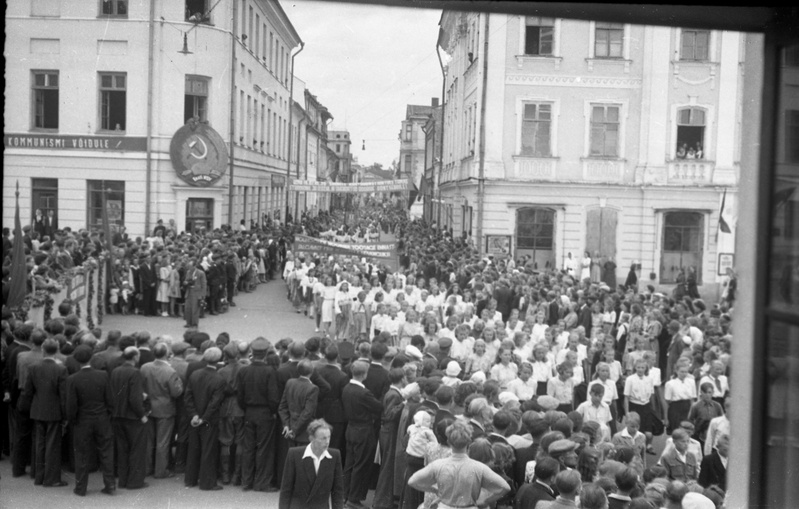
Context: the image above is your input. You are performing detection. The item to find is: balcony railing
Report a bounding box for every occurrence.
[581,158,625,182]
[510,156,557,180]
[667,159,714,184]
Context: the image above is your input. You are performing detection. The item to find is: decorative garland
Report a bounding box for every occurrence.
[86,264,95,331]
[75,299,82,319]
[97,258,105,325]
[43,295,54,322]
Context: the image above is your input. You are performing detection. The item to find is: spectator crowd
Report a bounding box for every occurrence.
[1,201,734,509]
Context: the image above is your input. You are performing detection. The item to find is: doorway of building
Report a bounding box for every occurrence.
[186,198,214,234]
[660,211,704,284]
[585,206,618,272]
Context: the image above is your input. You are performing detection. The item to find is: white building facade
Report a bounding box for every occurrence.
[4,0,301,236]
[438,12,743,293]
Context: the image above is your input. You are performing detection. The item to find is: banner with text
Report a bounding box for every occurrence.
[293,235,398,270]
[289,179,411,194]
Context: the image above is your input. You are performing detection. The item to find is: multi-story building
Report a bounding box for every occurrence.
[4,0,301,235]
[399,103,438,184]
[422,104,443,222]
[327,129,352,210]
[437,11,747,293]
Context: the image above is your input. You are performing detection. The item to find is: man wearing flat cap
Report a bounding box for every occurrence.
[66,345,116,496]
[184,347,227,490]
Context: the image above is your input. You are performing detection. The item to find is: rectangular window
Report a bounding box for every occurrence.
[405,123,412,141]
[184,76,208,123]
[786,110,799,163]
[336,144,341,153]
[405,154,412,176]
[99,72,126,131]
[31,178,58,224]
[595,22,624,58]
[681,29,710,61]
[185,0,208,22]
[255,15,260,58]
[589,104,620,157]
[521,103,552,157]
[101,0,128,16]
[241,0,247,38]
[676,107,706,159]
[524,17,554,55]
[260,104,266,150]
[239,90,245,142]
[247,95,252,147]
[269,32,273,70]
[87,180,125,229]
[32,71,59,130]
[248,6,253,46]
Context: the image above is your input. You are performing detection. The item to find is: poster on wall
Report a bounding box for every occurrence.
[718,253,734,275]
[485,235,512,260]
[107,200,123,222]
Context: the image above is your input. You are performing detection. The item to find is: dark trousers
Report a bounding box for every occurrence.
[343,423,377,504]
[173,405,190,471]
[12,407,33,477]
[241,413,276,490]
[373,427,399,509]
[275,417,289,485]
[186,421,219,489]
[113,418,146,489]
[227,283,236,304]
[73,418,115,494]
[400,454,426,509]
[34,420,62,485]
[147,416,175,478]
[329,420,347,468]
[143,287,157,316]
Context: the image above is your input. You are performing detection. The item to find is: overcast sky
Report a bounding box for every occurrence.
[282,0,443,169]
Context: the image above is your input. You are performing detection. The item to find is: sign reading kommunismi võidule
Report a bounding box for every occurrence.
[288,179,411,193]
[293,235,399,270]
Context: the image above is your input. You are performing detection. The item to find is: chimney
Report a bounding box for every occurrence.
[432,97,439,107]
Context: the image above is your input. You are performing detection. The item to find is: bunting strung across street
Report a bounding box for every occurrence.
[288,179,412,193]
[293,235,399,270]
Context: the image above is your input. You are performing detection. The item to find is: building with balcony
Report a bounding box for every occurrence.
[437,11,747,293]
[399,102,438,183]
[4,0,301,235]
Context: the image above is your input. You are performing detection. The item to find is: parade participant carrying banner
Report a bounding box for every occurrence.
[289,179,411,193]
[293,235,399,270]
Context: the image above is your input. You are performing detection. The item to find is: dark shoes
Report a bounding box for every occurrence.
[242,485,253,491]
[201,485,223,491]
[264,486,279,492]
[154,470,175,479]
[101,487,116,495]
[73,489,85,496]
[44,481,68,487]
[127,482,149,490]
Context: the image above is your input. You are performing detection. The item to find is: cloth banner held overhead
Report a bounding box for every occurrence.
[289,179,411,194]
[293,235,399,270]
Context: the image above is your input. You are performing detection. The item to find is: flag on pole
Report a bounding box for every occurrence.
[100,185,116,284]
[7,181,29,308]
[718,189,731,234]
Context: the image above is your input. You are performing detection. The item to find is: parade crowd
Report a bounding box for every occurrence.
[0,201,735,509]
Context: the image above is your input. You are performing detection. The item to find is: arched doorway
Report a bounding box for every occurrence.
[516,207,556,269]
[660,211,704,284]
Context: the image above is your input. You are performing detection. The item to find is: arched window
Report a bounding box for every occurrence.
[675,107,706,159]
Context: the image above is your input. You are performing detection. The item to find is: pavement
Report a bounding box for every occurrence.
[0,275,314,509]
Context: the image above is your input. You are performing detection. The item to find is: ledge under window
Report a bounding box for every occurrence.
[585,58,632,73]
[515,55,563,70]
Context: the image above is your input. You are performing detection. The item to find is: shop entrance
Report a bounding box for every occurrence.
[186,198,214,234]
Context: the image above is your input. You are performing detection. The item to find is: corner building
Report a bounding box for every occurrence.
[4,0,301,236]
[437,12,748,294]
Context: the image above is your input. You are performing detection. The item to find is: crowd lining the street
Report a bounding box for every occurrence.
[0,200,736,509]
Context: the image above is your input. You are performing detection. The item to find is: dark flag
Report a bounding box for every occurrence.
[100,186,116,285]
[7,181,28,307]
[718,188,731,234]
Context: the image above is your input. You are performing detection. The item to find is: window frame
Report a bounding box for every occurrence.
[523,16,555,56]
[670,103,715,161]
[680,28,712,61]
[98,72,127,133]
[184,75,210,123]
[31,178,59,223]
[99,0,128,18]
[518,100,554,157]
[31,70,59,131]
[593,21,625,59]
[587,21,631,63]
[87,180,125,230]
[585,102,625,159]
[516,207,555,251]
[517,16,561,60]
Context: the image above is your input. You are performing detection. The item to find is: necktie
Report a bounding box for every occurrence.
[714,377,722,393]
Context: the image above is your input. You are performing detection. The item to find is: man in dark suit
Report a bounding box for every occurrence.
[183,258,207,328]
[279,418,345,509]
[373,368,406,509]
[206,254,224,315]
[109,346,149,490]
[316,345,350,465]
[279,360,320,447]
[433,385,456,430]
[65,345,115,496]
[493,279,514,323]
[4,323,33,478]
[513,457,559,509]
[547,291,561,326]
[237,338,280,492]
[578,297,594,333]
[225,253,238,306]
[91,329,122,374]
[19,338,68,487]
[698,433,728,491]
[364,342,391,402]
[184,347,227,491]
[138,254,158,317]
[341,360,383,509]
[513,412,549,487]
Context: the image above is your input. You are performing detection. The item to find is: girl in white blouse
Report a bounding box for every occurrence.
[531,343,554,396]
[490,347,518,391]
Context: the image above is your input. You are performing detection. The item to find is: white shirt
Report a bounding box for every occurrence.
[664,376,697,401]
[302,443,333,474]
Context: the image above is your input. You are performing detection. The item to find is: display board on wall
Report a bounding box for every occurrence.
[485,235,512,260]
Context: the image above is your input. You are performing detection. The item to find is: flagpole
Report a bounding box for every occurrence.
[7,181,29,308]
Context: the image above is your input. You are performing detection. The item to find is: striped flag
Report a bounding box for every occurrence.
[718,189,731,234]
[7,181,28,307]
